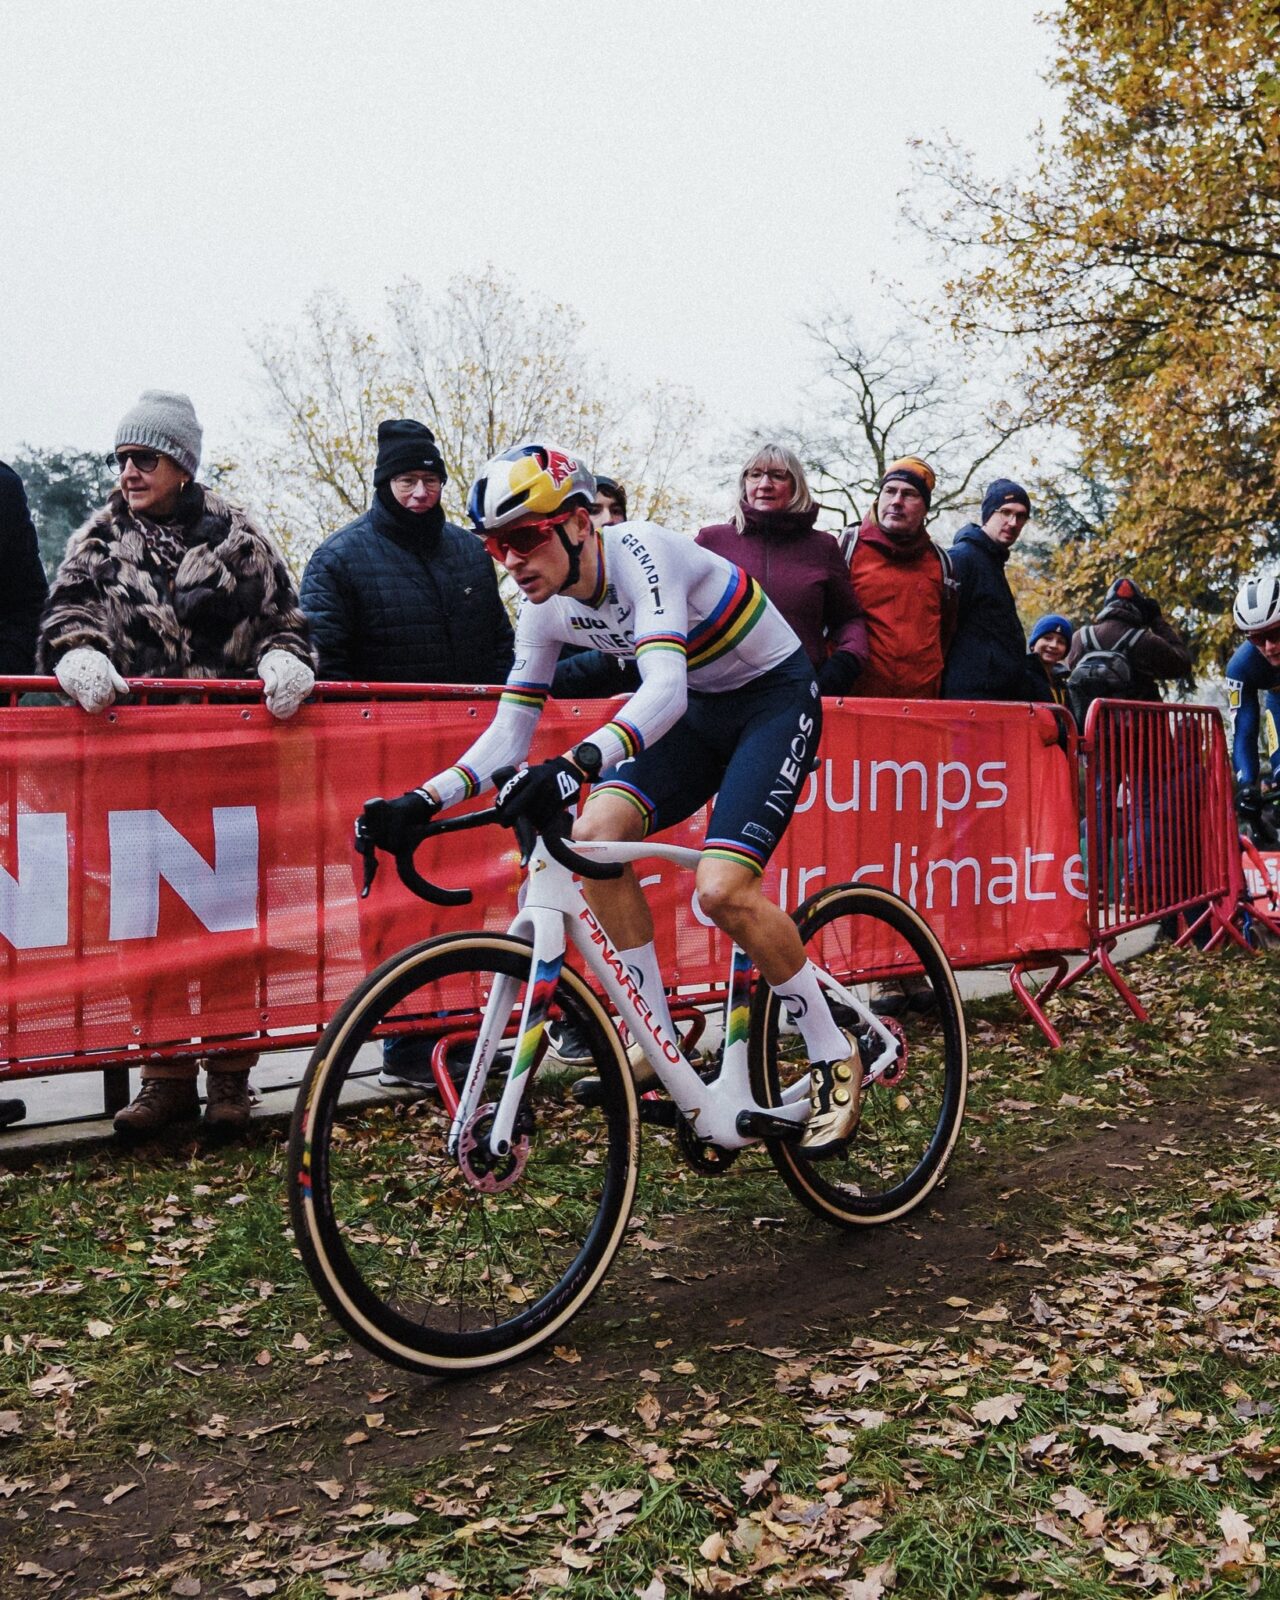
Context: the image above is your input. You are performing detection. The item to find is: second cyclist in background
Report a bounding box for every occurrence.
[1229,574,1280,844]
[361,443,864,1155]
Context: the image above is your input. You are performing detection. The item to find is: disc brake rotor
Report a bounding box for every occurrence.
[860,1014,908,1088]
[457,1102,531,1193]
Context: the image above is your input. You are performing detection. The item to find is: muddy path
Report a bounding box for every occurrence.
[4,1050,1276,1593]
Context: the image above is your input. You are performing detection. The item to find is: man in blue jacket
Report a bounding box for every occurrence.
[1227,574,1280,841]
[942,479,1050,703]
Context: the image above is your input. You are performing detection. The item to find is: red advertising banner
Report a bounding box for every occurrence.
[0,694,1087,1070]
[1242,846,1280,908]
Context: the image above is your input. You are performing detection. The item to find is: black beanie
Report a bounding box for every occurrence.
[373,419,448,487]
[981,478,1031,524]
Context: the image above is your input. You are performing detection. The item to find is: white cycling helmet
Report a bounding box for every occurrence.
[1233,574,1280,635]
[467,443,597,533]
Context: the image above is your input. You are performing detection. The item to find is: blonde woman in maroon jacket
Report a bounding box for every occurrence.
[696,444,868,694]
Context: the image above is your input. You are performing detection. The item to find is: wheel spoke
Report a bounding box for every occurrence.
[749,887,967,1227]
[289,936,638,1372]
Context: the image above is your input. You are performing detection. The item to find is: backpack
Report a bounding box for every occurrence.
[838,526,955,587]
[1066,625,1144,723]
[838,526,959,639]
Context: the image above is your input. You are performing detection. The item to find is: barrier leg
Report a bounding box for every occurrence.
[1055,950,1097,994]
[1210,897,1264,953]
[1096,939,1149,1022]
[1008,955,1069,1048]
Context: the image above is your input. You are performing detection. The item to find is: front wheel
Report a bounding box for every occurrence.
[749,884,967,1228]
[288,933,640,1374]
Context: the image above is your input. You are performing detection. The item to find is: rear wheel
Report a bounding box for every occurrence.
[749,885,967,1228]
[288,933,639,1374]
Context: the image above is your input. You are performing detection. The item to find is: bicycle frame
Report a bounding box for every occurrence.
[447,834,905,1156]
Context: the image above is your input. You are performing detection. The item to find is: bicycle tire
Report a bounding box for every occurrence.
[288,932,640,1374]
[748,884,967,1228]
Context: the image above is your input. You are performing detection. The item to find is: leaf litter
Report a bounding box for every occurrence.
[1,948,1279,1594]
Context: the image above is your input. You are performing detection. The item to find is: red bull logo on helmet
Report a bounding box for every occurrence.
[542,448,578,487]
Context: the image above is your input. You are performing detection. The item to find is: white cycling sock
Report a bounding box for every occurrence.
[620,942,680,1049]
[772,961,849,1063]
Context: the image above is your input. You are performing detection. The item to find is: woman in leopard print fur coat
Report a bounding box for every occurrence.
[37,390,316,1142]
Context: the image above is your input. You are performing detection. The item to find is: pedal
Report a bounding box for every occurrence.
[735,1109,805,1142]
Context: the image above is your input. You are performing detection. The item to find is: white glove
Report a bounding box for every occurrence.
[258,649,315,719]
[53,647,129,713]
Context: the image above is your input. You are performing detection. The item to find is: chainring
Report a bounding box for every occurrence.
[676,1114,739,1174]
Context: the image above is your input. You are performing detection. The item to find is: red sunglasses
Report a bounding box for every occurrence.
[1248,623,1280,646]
[482,513,571,561]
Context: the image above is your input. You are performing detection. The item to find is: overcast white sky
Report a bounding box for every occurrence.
[0,0,1059,465]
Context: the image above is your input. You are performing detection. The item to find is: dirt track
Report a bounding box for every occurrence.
[5,1043,1275,1593]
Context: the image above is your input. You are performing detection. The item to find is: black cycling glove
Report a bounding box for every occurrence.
[358,790,440,855]
[494,756,585,830]
[1235,781,1264,840]
[817,651,863,697]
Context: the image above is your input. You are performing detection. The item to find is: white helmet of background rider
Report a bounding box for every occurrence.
[1233,574,1280,636]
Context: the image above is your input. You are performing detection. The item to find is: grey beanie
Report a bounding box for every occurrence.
[114,390,203,477]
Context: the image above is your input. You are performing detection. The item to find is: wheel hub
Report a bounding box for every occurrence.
[457,1103,530,1193]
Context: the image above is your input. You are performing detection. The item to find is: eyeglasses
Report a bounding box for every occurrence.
[390,472,442,490]
[482,513,571,561]
[1248,624,1280,646]
[744,468,791,483]
[112,449,162,474]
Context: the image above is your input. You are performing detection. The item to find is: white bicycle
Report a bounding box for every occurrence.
[288,786,968,1375]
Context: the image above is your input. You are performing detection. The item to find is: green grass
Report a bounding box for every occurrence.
[2,943,1279,1597]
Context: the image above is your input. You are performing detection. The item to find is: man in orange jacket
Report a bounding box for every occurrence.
[838,458,957,699]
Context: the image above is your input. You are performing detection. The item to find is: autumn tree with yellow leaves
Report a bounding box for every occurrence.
[918,0,1280,661]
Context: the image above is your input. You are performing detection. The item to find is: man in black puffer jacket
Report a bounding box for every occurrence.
[301,419,514,1093]
[301,419,514,685]
[942,478,1051,703]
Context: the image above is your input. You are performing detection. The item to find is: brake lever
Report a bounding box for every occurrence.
[354,817,380,899]
[512,813,538,866]
[489,766,623,879]
[356,803,472,906]
[491,768,534,862]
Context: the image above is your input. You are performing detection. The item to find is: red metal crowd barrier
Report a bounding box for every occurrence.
[1238,839,1280,944]
[0,679,1255,1115]
[1023,700,1245,1040]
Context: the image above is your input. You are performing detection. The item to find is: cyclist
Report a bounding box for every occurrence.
[1228,574,1280,843]
[360,442,862,1154]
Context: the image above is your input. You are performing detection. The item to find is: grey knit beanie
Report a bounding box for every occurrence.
[114,390,203,477]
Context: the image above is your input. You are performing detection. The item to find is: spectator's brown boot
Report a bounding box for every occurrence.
[203,1059,255,1138]
[113,1068,200,1139]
